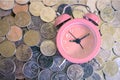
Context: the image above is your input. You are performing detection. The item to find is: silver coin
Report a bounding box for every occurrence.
[67,64,84,80]
[0,73,16,80]
[0,58,16,75]
[0,9,12,17]
[51,72,69,80]
[112,42,120,56]
[38,69,53,80]
[111,0,120,11]
[50,56,66,72]
[40,23,57,39]
[81,63,94,79]
[37,54,53,69]
[22,61,40,79]
[86,72,102,80]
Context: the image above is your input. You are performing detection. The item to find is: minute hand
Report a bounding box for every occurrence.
[79,33,90,40]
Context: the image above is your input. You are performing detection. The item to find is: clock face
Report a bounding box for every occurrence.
[56,19,101,63]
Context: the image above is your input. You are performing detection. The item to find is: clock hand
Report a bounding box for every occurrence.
[68,31,77,39]
[79,33,90,40]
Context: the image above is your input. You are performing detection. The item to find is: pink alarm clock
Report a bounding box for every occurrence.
[55,4,101,63]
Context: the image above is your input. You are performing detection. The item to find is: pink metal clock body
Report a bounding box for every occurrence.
[56,13,101,63]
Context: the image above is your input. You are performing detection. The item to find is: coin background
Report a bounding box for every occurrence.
[0,0,120,80]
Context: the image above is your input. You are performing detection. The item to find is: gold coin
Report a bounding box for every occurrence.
[15,44,33,61]
[100,5,115,22]
[6,26,23,42]
[0,40,16,57]
[42,0,58,6]
[72,9,85,18]
[87,0,97,13]
[100,23,116,36]
[24,30,40,46]
[0,20,10,37]
[103,61,119,76]
[101,34,114,50]
[30,0,41,2]
[29,2,45,16]
[13,3,28,14]
[40,7,56,22]
[15,0,30,4]
[40,40,56,56]
[15,11,31,27]
[112,42,120,57]
[0,0,14,10]
[113,28,120,42]
[2,15,15,26]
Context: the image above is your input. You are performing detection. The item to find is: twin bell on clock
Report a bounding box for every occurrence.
[55,4,101,63]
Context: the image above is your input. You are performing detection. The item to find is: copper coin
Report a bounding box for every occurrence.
[0,40,16,57]
[2,15,15,26]
[22,61,40,79]
[13,3,28,14]
[24,30,41,46]
[15,11,31,27]
[6,26,23,42]
[40,23,57,39]
[14,58,25,79]
[15,0,30,4]
[0,58,16,75]
[15,44,33,61]
[0,9,12,17]
[40,40,56,56]
[0,20,10,37]
[0,0,14,10]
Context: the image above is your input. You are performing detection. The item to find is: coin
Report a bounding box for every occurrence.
[40,40,56,56]
[87,0,97,13]
[31,15,45,27]
[23,61,40,79]
[100,23,116,36]
[0,9,12,17]
[67,64,84,80]
[0,40,16,57]
[103,61,118,76]
[6,26,23,42]
[0,20,10,37]
[15,44,33,61]
[51,72,69,80]
[30,46,41,61]
[57,4,72,16]
[97,48,112,61]
[30,0,41,2]
[72,8,85,18]
[0,37,5,43]
[15,11,31,27]
[50,56,66,72]
[40,7,56,22]
[0,59,16,75]
[43,0,58,6]
[2,15,15,26]
[113,28,120,42]
[113,57,120,69]
[24,30,40,46]
[0,73,16,80]
[38,69,53,80]
[29,2,45,16]
[86,72,102,80]
[81,63,94,79]
[112,42,120,56]
[13,3,28,14]
[100,5,115,22]
[40,23,56,39]
[101,34,114,50]
[15,0,30,4]
[0,0,14,10]
[111,0,120,11]
[37,54,53,69]
[14,58,25,79]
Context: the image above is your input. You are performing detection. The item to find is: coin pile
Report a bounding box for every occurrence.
[0,0,120,80]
